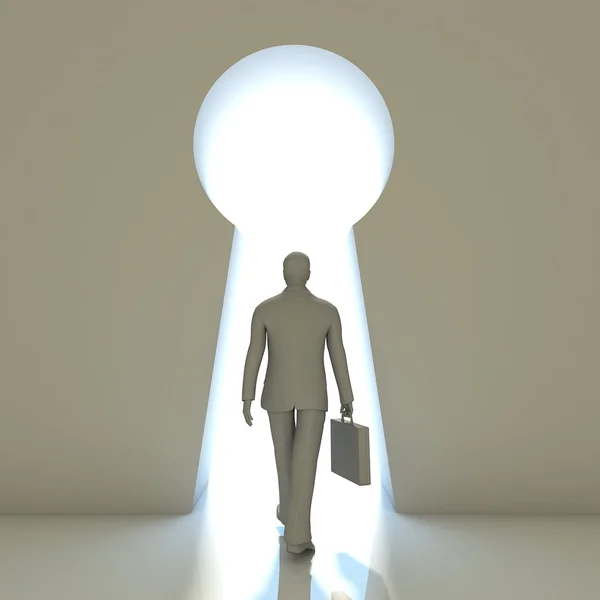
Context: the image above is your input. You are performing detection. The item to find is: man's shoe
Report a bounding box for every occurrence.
[286,541,315,554]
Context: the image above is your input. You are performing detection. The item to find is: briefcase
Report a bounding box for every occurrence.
[330,414,371,486]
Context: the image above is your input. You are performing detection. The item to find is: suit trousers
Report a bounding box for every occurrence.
[268,408,326,546]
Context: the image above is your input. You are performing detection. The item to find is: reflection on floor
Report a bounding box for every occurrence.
[2,491,600,599]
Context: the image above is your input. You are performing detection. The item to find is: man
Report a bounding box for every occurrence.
[241,251,354,554]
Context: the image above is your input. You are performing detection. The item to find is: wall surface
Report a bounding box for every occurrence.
[0,0,598,513]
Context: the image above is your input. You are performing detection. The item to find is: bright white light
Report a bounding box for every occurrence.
[192,45,394,599]
[194,45,394,246]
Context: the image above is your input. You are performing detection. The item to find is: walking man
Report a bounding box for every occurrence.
[241,251,354,554]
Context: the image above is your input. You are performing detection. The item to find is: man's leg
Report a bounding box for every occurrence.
[284,409,326,547]
[267,410,295,525]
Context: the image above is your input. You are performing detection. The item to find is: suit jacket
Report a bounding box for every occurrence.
[242,286,354,412]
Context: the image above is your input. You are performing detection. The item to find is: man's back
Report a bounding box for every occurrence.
[242,286,354,412]
[240,252,355,554]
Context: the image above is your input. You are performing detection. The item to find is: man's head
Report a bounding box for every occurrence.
[283,252,311,286]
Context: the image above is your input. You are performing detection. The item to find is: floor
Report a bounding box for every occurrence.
[2,489,600,600]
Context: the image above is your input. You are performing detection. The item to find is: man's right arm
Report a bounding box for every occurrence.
[326,306,354,407]
[242,306,267,402]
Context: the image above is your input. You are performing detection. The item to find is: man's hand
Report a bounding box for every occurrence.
[341,403,353,419]
[243,400,254,427]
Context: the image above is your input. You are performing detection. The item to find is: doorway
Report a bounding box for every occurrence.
[194,44,394,599]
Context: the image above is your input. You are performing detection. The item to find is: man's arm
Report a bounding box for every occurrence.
[326,306,354,406]
[242,306,267,401]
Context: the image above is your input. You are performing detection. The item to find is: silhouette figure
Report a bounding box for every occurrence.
[242,252,354,554]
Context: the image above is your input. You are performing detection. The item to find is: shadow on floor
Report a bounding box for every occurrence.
[335,552,392,600]
[251,535,392,600]
[251,534,328,600]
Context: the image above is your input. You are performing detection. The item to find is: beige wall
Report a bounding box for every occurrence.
[0,0,598,513]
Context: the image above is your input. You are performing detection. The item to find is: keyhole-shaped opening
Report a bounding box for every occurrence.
[193,45,394,599]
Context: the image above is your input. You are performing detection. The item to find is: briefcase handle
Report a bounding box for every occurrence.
[340,412,354,425]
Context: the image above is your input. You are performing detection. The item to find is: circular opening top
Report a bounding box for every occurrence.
[194,45,395,243]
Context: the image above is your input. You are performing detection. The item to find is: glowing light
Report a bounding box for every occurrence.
[194,44,394,246]
[193,45,394,599]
